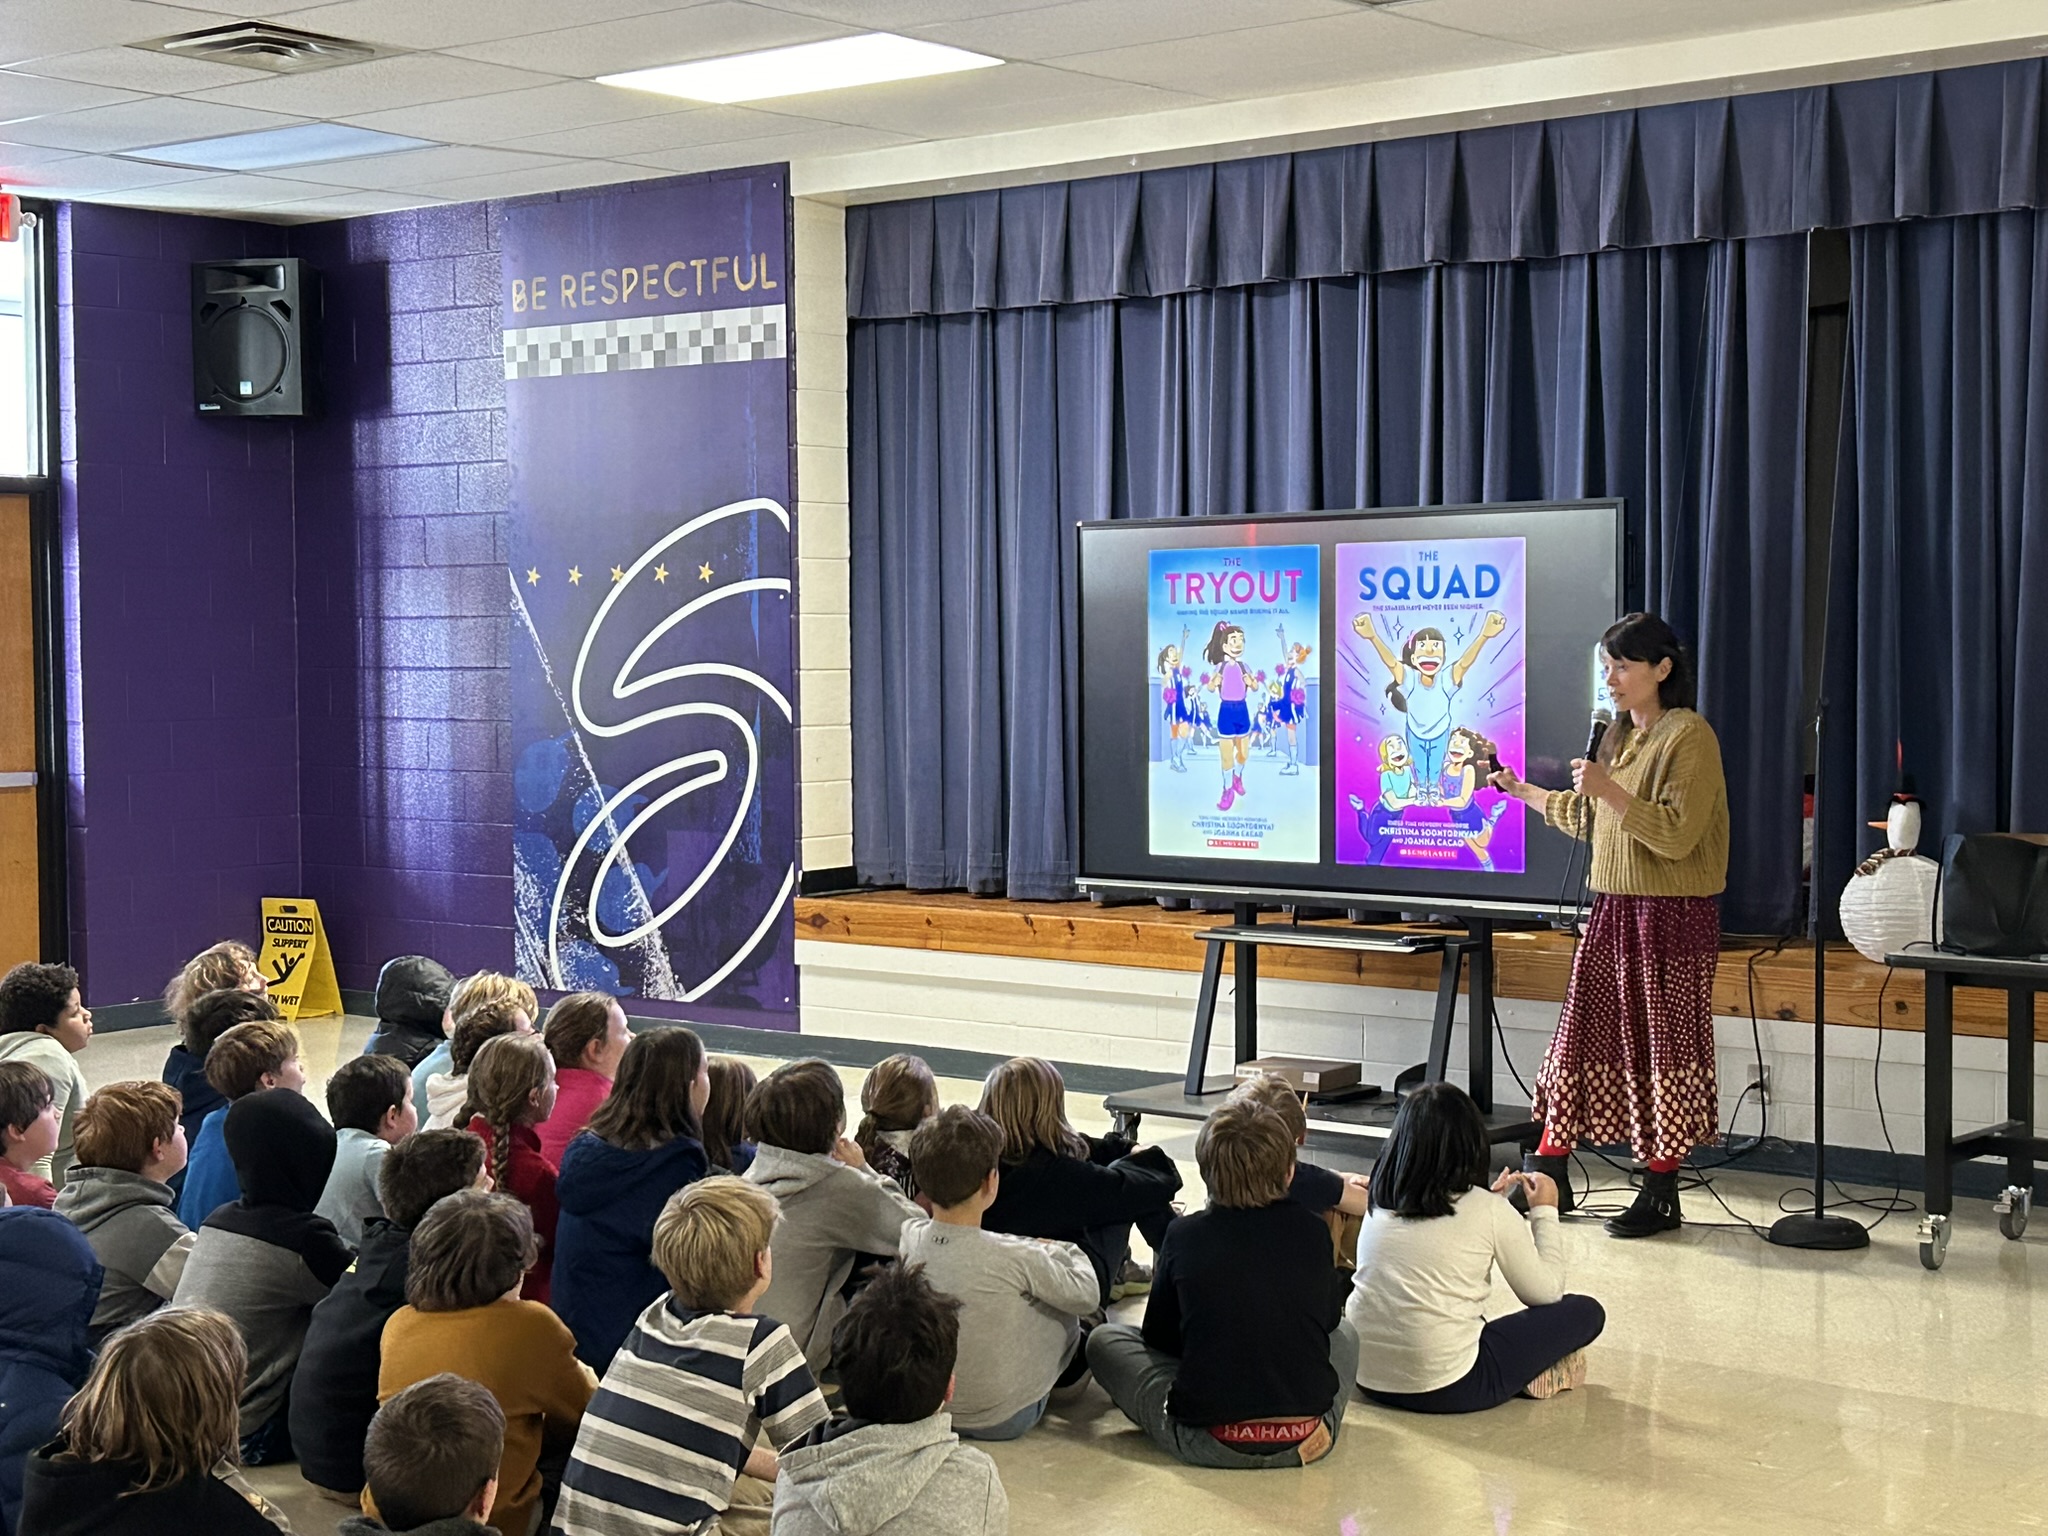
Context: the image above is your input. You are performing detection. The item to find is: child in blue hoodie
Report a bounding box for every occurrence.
[552,1026,711,1371]
[0,1207,103,1535]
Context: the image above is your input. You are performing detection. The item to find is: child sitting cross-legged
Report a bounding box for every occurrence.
[317,1053,420,1249]
[292,1128,488,1503]
[178,1011,304,1230]
[55,1080,195,1344]
[553,1175,830,1536]
[900,1106,1098,1442]
[775,1262,1009,1536]
[1347,1081,1605,1413]
[0,1061,62,1209]
[854,1054,938,1200]
[342,1373,506,1536]
[743,1059,922,1370]
[461,1033,560,1304]
[1086,1097,1357,1469]
[379,1190,594,1536]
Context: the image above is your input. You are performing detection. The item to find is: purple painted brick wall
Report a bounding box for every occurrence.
[287,204,515,988]
[57,204,303,1004]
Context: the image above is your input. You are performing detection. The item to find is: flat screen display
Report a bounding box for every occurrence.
[1078,501,1622,914]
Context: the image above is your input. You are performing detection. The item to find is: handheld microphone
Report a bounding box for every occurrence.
[1585,708,1615,763]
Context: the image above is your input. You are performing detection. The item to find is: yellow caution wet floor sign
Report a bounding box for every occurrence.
[258,898,344,1021]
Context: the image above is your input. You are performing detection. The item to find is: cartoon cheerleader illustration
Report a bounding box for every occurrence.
[1346,735,1421,863]
[1155,627,1192,772]
[1352,609,1506,798]
[1269,626,1312,777]
[1203,621,1256,811]
[1439,727,1510,871]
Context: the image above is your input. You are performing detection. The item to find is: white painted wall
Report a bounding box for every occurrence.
[797,938,2028,1159]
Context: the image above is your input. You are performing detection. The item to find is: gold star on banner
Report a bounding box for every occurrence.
[525,567,540,586]
[610,565,625,583]
[568,566,583,586]
[653,563,669,584]
[698,562,715,583]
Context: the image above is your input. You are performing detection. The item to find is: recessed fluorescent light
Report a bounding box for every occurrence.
[597,32,1001,105]
[121,123,436,172]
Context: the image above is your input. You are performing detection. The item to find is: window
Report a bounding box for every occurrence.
[0,211,48,479]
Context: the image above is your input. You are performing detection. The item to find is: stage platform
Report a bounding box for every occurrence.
[796,890,2031,1041]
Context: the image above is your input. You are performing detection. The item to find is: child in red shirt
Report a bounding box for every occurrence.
[463,1034,560,1303]
[0,1062,62,1208]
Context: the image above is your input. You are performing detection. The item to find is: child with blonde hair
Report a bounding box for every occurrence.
[460,1033,559,1303]
[978,1056,1181,1305]
[18,1307,289,1534]
[855,1053,938,1199]
[411,971,537,1122]
[159,942,265,1156]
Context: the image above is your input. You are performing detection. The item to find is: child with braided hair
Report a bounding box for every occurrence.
[460,1034,559,1304]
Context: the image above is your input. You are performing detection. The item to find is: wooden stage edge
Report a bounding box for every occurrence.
[796,890,2034,1042]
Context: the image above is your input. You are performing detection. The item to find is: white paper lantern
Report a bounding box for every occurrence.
[1838,801,1938,964]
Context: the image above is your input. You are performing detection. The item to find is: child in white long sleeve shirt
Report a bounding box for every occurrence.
[900,1106,1100,1440]
[1346,1082,1605,1413]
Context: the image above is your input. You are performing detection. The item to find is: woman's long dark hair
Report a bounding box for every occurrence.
[586,1026,705,1152]
[1369,1081,1491,1219]
[1601,611,1695,711]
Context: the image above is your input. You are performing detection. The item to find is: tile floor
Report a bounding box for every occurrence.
[79,1016,2048,1536]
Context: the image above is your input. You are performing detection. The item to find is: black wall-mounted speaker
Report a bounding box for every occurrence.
[192,257,318,417]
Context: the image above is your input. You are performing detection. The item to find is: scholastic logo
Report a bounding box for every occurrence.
[1206,838,1259,849]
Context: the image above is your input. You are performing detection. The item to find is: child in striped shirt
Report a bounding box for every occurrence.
[551,1176,829,1536]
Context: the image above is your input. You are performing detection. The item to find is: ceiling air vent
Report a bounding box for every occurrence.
[130,22,396,74]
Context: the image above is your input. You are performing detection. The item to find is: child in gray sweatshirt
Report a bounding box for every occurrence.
[53,1082,195,1345]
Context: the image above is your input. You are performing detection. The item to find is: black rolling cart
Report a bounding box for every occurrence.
[1886,946,2048,1270]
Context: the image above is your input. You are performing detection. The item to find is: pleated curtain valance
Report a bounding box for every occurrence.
[846,58,2048,319]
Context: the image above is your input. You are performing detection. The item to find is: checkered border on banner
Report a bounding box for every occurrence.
[503,303,787,379]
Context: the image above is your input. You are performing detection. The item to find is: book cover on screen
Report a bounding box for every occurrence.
[1146,545,1321,863]
[1335,537,1526,874]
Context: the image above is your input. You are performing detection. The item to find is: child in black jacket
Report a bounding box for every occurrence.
[977,1057,1181,1304]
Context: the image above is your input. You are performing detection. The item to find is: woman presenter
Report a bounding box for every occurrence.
[1488,612,1730,1238]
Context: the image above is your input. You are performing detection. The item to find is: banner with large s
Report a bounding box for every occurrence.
[503,170,797,1028]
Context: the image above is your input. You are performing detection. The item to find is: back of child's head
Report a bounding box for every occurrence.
[378,1128,488,1230]
[584,1025,704,1152]
[830,1262,960,1425]
[200,1016,297,1100]
[447,972,538,1041]
[856,1054,938,1157]
[460,1034,554,1190]
[164,942,259,1046]
[541,991,616,1073]
[909,1105,1003,1210]
[1195,1098,1296,1210]
[363,1373,505,1530]
[0,1059,54,1139]
[374,954,455,1029]
[449,996,528,1075]
[60,1307,245,1491]
[701,1057,756,1170]
[224,1088,336,1211]
[74,1081,179,1173]
[1228,1072,1309,1143]
[0,962,79,1037]
[652,1174,777,1311]
[744,1057,844,1155]
[1372,1081,1490,1219]
[182,988,280,1068]
[406,1189,537,1312]
[327,1053,413,1133]
[977,1056,1086,1163]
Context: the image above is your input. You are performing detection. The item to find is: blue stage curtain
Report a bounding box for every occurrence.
[1822,209,2048,891]
[848,60,2048,320]
[850,239,1812,930]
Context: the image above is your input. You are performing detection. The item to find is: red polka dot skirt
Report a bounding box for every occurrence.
[1534,894,1721,1163]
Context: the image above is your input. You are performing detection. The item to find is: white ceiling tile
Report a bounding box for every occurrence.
[0,0,227,68]
[269,142,575,189]
[499,103,832,158]
[2,96,307,152]
[784,63,1214,135]
[620,121,922,168]
[912,0,1358,63]
[7,45,258,94]
[1050,10,1550,100]
[446,2,856,78]
[186,52,565,113]
[339,78,686,144]
[86,171,352,207]
[412,158,673,200]
[0,140,86,170]
[1405,0,1924,53]
[6,151,221,195]
[257,186,451,218]
[276,0,691,52]
[0,69,141,123]
[753,0,1073,24]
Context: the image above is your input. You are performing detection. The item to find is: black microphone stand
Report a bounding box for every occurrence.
[1767,695,1869,1250]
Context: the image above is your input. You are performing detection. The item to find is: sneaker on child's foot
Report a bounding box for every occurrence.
[1109,1259,1152,1300]
[1521,1350,1588,1400]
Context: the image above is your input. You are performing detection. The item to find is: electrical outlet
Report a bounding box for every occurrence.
[1747,1065,1770,1104]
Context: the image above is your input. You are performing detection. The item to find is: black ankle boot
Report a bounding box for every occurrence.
[1604,1168,1683,1238]
[1522,1152,1577,1216]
